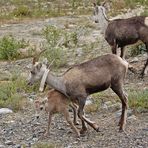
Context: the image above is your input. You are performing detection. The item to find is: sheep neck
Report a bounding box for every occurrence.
[98,7,109,35]
[46,73,67,96]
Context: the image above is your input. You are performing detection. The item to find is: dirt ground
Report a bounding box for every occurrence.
[0,9,148,148]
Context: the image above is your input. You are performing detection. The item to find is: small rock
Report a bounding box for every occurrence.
[116,109,132,118]
[102,103,108,110]
[0,108,13,114]
[5,140,13,145]
[0,145,5,148]
[15,144,22,148]
[104,101,112,106]
[128,115,137,120]
[86,99,93,105]
[130,57,139,63]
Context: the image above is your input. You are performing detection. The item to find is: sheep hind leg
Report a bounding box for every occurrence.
[120,47,125,59]
[111,85,128,132]
[141,43,148,77]
[63,109,80,138]
[77,97,99,134]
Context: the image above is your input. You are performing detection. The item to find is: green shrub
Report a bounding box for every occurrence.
[0,35,28,60]
[0,76,39,111]
[42,25,79,68]
[12,5,31,17]
[129,42,146,57]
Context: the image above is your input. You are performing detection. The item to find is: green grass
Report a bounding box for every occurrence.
[0,35,28,60]
[32,142,55,148]
[86,89,148,113]
[0,0,93,21]
[141,8,148,16]
[128,89,148,112]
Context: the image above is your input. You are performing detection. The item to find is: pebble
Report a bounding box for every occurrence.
[128,115,137,120]
[0,108,13,114]
[5,140,13,145]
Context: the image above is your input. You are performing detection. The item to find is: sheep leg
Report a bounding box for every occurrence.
[120,47,125,59]
[63,109,80,137]
[70,103,79,125]
[141,43,148,77]
[111,40,117,55]
[78,98,99,133]
[111,85,128,132]
[44,112,52,137]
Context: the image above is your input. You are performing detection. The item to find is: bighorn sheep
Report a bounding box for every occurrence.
[34,89,80,137]
[93,3,148,77]
[28,54,128,134]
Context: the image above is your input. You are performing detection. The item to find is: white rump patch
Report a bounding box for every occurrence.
[144,17,148,26]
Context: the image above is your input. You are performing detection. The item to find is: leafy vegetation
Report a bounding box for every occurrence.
[42,25,78,68]
[0,35,28,60]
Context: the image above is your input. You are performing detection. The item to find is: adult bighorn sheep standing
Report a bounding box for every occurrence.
[28,54,128,134]
[93,3,148,77]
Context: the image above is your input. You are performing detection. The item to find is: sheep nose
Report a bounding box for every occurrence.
[95,20,98,23]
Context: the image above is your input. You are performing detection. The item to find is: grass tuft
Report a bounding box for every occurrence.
[128,89,148,112]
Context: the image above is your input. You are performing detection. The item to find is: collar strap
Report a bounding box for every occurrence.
[39,69,49,92]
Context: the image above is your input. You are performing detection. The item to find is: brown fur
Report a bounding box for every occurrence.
[35,89,80,137]
[93,3,148,77]
[105,16,148,77]
[29,54,129,134]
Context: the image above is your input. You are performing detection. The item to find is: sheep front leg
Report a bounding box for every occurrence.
[44,112,52,137]
[111,40,117,55]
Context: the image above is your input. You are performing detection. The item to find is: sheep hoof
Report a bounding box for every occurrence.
[80,128,87,135]
[96,127,101,132]
[74,121,79,125]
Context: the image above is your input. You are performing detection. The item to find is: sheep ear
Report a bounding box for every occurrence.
[93,2,97,7]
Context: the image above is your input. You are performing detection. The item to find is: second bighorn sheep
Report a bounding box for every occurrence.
[93,3,148,77]
[28,54,128,134]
